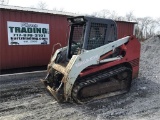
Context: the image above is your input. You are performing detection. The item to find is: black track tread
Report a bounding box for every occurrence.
[72,66,132,104]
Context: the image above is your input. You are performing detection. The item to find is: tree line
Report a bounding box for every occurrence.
[34,3,160,40]
[0,0,9,5]
[91,10,160,40]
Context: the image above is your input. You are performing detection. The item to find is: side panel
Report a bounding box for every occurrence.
[0,9,2,71]
[116,21,135,39]
[0,9,68,70]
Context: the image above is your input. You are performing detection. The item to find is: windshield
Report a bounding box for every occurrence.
[68,23,86,59]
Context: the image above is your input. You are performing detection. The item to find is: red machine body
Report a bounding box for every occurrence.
[80,36,140,79]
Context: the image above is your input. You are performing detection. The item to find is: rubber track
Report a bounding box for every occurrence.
[72,66,132,103]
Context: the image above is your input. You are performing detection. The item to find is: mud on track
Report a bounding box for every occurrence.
[0,37,160,120]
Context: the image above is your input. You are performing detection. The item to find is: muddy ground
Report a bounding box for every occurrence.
[0,37,160,120]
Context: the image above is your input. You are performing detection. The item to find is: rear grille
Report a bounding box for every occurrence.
[129,58,139,67]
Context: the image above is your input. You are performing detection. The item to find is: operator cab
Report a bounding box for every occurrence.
[67,16,117,59]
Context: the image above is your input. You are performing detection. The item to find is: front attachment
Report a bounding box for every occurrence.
[40,68,65,102]
[40,79,64,102]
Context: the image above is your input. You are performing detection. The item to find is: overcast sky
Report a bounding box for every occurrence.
[8,0,160,19]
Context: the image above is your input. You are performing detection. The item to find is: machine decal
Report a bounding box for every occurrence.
[75,55,99,67]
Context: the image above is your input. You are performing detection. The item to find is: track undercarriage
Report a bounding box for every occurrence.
[42,65,132,104]
[72,66,132,103]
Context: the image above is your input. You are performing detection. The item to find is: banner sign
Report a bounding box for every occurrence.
[7,21,50,45]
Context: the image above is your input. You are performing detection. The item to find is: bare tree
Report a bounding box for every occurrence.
[135,18,146,39]
[147,19,158,38]
[37,1,47,10]
[0,0,9,5]
[135,17,158,39]
[125,11,135,21]
[134,24,141,39]
[99,9,110,18]
[156,31,160,36]
[143,17,153,38]
[109,11,119,20]
[91,9,120,20]
[116,16,125,21]
[91,9,110,18]
[90,10,159,40]
[156,17,160,25]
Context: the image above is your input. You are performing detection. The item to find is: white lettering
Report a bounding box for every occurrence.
[75,55,98,67]
[21,23,38,28]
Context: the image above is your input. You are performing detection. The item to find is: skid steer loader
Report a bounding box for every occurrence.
[41,16,141,103]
